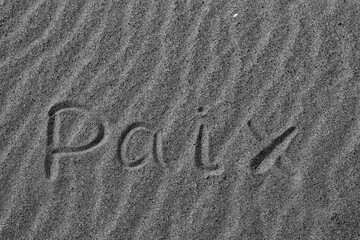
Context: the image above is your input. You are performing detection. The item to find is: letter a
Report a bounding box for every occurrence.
[117,122,158,170]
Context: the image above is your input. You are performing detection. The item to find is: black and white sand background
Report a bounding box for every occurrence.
[0,0,360,239]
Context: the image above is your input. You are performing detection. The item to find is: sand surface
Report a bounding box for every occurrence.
[1,0,360,239]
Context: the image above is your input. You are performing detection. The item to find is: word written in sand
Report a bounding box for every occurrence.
[44,101,298,181]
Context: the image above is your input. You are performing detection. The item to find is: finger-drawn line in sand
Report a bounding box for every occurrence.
[194,122,224,178]
[44,101,109,180]
[152,130,166,168]
[249,125,297,175]
[117,122,159,171]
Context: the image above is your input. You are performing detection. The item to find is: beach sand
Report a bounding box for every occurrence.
[0,0,360,239]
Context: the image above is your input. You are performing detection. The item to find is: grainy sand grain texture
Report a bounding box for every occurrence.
[1,0,360,239]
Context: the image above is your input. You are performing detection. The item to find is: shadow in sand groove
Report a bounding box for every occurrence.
[250,126,297,174]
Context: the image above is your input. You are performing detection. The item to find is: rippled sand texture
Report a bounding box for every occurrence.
[1,0,360,239]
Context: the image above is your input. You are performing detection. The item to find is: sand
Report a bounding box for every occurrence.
[0,0,360,239]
